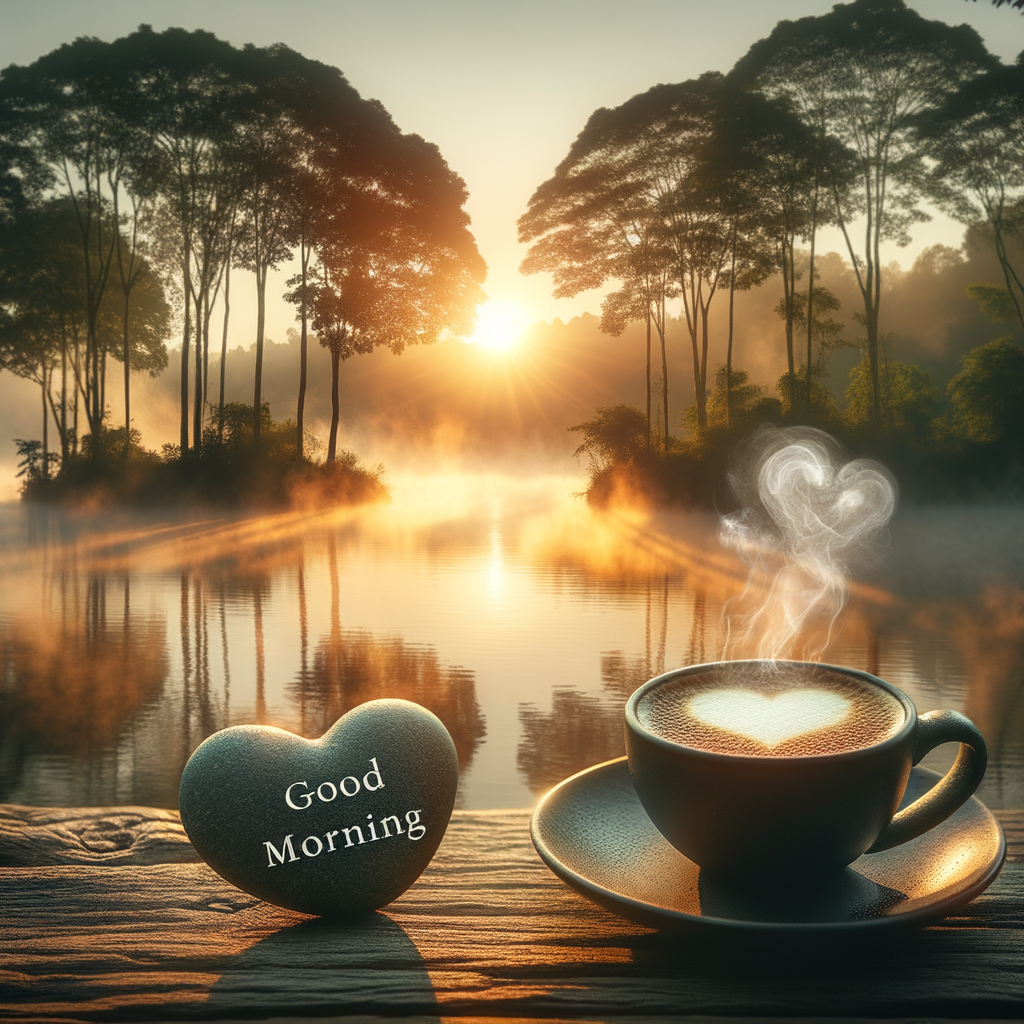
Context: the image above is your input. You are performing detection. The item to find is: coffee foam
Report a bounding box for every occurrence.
[637,666,905,757]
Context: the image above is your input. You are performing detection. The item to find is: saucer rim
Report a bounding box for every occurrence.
[530,756,1007,935]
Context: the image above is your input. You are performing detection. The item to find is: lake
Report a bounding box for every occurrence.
[1,473,1022,811]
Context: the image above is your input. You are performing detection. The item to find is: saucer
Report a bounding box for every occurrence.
[530,757,1006,935]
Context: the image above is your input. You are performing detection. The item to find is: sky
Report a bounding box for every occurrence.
[2,0,1021,330]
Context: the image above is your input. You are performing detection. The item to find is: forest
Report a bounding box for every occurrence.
[1,1,1024,507]
[0,25,484,504]
[520,0,1024,505]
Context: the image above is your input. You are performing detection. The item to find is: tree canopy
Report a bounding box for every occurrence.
[0,25,485,477]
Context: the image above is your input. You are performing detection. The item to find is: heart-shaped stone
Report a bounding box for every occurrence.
[178,699,458,916]
[686,688,850,747]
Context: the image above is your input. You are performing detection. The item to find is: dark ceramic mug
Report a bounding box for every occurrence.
[624,660,987,881]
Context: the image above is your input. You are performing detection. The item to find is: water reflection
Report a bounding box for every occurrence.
[0,477,1021,810]
[0,573,168,803]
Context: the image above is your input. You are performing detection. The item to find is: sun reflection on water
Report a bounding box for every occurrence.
[0,476,1022,811]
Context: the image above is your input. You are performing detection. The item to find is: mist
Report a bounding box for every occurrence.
[1,236,1019,501]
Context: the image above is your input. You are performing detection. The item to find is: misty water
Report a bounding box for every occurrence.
[0,474,1022,812]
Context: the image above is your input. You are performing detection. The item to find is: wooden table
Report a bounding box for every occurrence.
[1,804,1022,1023]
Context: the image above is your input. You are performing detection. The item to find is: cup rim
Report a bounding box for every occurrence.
[624,659,917,763]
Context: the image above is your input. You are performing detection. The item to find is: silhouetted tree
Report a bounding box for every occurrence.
[734,0,995,426]
[916,56,1024,334]
[568,403,648,471]
[699,86,822,423]
[311,130,485,463]
[103,27,242,454]
[522,74,746,437]
[518,97,678,446]
[0,39,124,441]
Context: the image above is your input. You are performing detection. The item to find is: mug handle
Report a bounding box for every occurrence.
[867,710,988,854]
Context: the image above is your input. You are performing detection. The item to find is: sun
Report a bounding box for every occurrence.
[468,301,529,353]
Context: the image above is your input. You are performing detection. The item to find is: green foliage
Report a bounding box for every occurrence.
[568,404,649,470]
[682,366,768,436]
[776,367,840,424]
[1,24,483,473]
[948,336,1024,444]
[13,439,58,484]
[845,356,938,441]
[77,426,156,464]
[967,283,1019,324]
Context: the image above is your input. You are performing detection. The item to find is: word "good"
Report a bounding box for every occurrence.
[284,757,384,809]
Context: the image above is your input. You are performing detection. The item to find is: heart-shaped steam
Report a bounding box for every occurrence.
[687,688,851,747]
[720,426,897,661]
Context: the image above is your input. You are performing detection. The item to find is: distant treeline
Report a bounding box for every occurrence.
[0,25,484,495]
[521,0,1024,500]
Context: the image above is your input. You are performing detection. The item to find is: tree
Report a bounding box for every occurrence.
[0,198,169,466]
[845,355,937,440]
[0,37,125,442]
[127,27,243,455]
[698,366,768,432]
[735,0,995,426]
[614,76,738,434]
[518,93,676,447]
[0,200,82,471]
[278,47,403,462]
[772,283,849,421]
[521,74,742,440]
[699,85,823,425]
[916,56,1024,334]
[311,129,485,463]
[232,53,300,454]
[948,337,1024,445]
[568,404,648,471]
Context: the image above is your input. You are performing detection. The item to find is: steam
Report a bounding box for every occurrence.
[719,426,896,662]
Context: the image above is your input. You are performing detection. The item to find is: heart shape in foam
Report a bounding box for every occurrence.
[686,688,851,747]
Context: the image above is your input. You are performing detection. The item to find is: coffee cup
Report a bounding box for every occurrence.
[624,660,987,881]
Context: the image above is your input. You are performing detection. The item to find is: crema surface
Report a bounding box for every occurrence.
[637,666,905,757]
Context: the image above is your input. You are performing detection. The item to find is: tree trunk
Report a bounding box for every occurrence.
[73,339,80,455]
[645,306,651,450]
[253,263,267,453]
[806,184,819,418]
[296,228,309,462]
[327,345,340,464]
[180,243,191,454]
[123,292,131,461]
[782,233,795,413]
[698,294,712,430]
[994,224,1024,336]
[727,227,737,432]
[41,362,49,482]
[219,256,231,439]
[92,326,101,438]
[661,294,669,452]
[193,288,204,451]
[60,332,68,462]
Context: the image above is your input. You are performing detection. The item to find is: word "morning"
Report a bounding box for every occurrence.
[264,807,426,867]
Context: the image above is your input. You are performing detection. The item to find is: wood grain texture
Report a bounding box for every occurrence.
[1,807,1023,1022]
[996,808,1024,863]
[3,803,1021,866]
[0,805,198,867]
